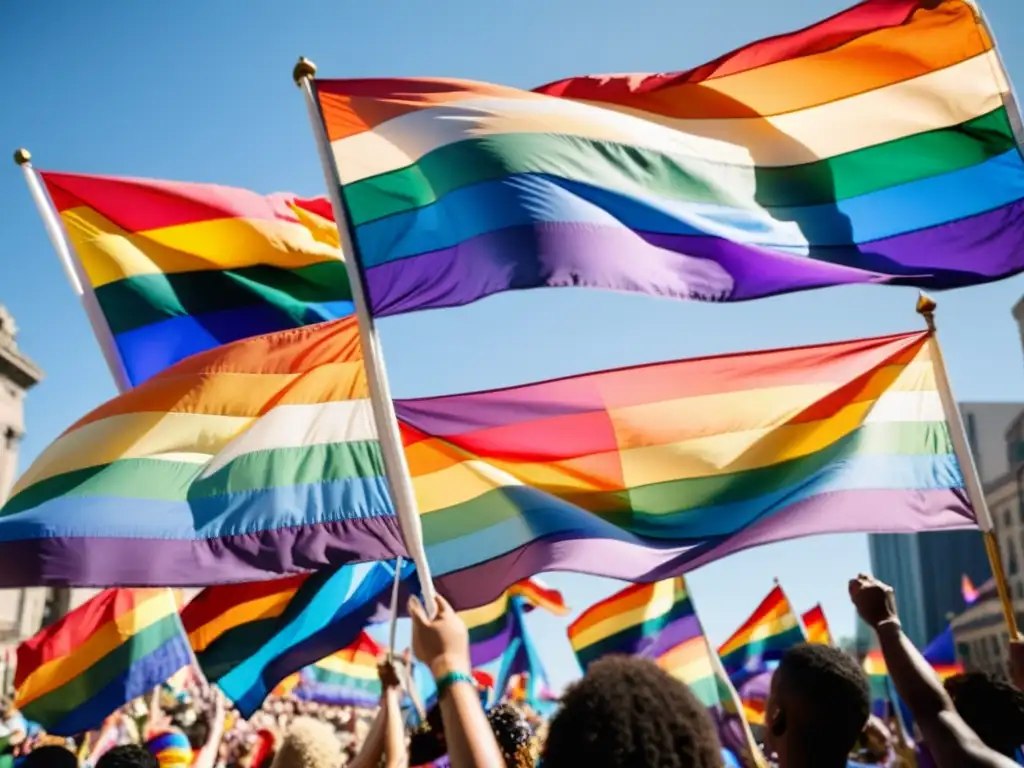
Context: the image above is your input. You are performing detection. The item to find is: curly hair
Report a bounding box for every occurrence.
[945,672,1024,757]
[541,655,722,768]
[96,745,160,768]
[269,717,340,768]
[487,703,536,768]
[20,745,78,768]
[773,644,870,761]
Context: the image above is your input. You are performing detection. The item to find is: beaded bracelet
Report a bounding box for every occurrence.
[436,670,475,699]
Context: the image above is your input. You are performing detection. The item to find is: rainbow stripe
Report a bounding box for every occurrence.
[181,559,409,716]
[0,316,406,586]
[14,589,190,735]
[801,605,833,645]
[146,731,193,768]
[460,578,568,666]
[39,172,351,386]
[719,586,806,681]
[738,671,772,727]
[297,632,383,706]
[923,626,964,681]
[863,649,889,704]
[314,0,1024,318]
[398,329,975,609]
[568,578,698,673]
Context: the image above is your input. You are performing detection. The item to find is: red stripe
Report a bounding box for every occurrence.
[39,171,304,232]
[724,587,788,645]
[15,589,143,686]
[180,575,308,634]
[535,0,922,100]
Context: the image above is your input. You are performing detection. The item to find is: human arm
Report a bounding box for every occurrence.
[409,595,504,768]
[850,574,1017,768]
[192,691,228,768]
[348,660,404,768]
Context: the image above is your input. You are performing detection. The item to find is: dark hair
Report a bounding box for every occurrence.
[945,672,1024,757]
[180,712,211,751]
[21,745,78,768]
[407,704,447,766]
[774,644,870,760]
[96,744,160,768]
[487,703,534,768]
[542,655,722,768]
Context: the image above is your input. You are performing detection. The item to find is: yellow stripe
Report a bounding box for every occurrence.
[720,605,800,656]
[411,385,942,514]
[316,653,378,677]
[13,411,251,493]
[187,590,295,652]
[459,592,511,629]
[570,580,679,650]
[60,207,342,288]
[575,51,1004,167]
[17,590,178,707]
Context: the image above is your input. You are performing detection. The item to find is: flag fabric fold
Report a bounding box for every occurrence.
[719,586,806,684]
[314,0,1024,319]
[294,632,384,707]
[0,316,405,587]
[14,589,191,735]
[39,171,351,386]
[181,559,413,716]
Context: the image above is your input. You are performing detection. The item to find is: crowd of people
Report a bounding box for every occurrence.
[1,574,1023,768]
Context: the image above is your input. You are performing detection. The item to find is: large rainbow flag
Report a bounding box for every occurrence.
[0,316,405,586]
[801,605,833,645]
[39,171,350,386]
[718,586,806,683]
[15,589,191,735]
[460,578,568,666]
[295,632,383,707]
[181,559,410,716]
[398,329,975,608]
[313,0,1023,318]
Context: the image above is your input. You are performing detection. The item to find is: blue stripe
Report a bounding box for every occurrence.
[0,476,395,541]
[423,453,964,575]
[352,150,1024,266]
[219,559,415,717]
[48,634,192,736]
[114,300,355,386]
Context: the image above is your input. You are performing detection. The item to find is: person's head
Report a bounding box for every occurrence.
[180,710,211,751]
[766,644,870,765]
[945,671,1024,758]
[408,705,447,766]
[270,717,340,768]
[487,703,535,768]
[96,744,160,768]
[20,744,77,768]
[146,729,194,768]
[542,655,722,768]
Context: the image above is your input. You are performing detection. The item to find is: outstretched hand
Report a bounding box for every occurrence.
[849,573,899,629]
[408,594,470,677]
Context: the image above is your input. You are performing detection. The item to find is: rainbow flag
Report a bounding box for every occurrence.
[738,671,772,727]
[863,649,889,706]
[961,574,980,605]
[568,578,699,673]
[0,316,406,587]
[719,586,806,683]
[14,588,190,735]
[39,172,351,387]
[801,605,833,645]
[923,626,964,681]
[398,329,975,608]
[181,559,412,716]
[460,578,568,666]
[296,632,383,707]
[312,0,1023,319]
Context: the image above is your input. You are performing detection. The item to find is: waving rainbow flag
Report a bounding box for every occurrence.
[313,0,1023,318]
[460,578,568,666]
[801,605,833,645]
[719,586,806,683]
[39,171,350,386]
[296,632,383,707]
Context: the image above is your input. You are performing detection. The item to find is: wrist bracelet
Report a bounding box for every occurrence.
[435,670,474,699]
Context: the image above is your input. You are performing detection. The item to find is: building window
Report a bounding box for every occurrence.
[1006,508,1014,530]
[1017,582,1024,600]
[1008,539,1020,576]
[991,636,1002,662]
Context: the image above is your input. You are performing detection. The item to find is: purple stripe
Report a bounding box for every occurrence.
[0,517,406,587]
[470,622,513,667]
[432,488,973,608]
[640,613,703,660]
[366,202,1024,316]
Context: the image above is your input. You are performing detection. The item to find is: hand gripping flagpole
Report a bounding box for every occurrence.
[917,292,1020,639]
[13,149,132,393]
[293,58,438,618]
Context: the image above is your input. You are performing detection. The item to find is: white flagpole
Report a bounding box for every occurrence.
[13,149,132,393]
[291,59,439,616]
[970,2,1024,151]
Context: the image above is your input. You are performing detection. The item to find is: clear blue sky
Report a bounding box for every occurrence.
[1,0,1023,688]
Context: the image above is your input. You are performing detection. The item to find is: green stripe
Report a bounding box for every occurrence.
[195,616,282,682]
[4,441,385,514]
[343,108,1014,227]
[719,625,807,670]
[21,614,183,724]
[575,598,695,665]
[306,666,379,690]
[421,420,954,544]
[686,674,721,710]
[96,261,353,334]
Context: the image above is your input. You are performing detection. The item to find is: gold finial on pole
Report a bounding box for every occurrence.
[13,148,31,166]
[293,57,317,86]
[916,291,937,333]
